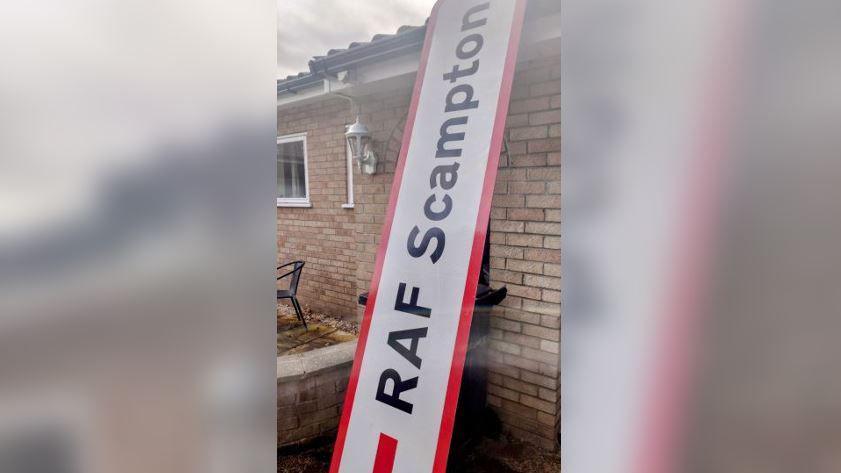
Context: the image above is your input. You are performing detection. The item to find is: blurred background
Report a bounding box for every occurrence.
[563,0,841,472]
[0,1,277,473]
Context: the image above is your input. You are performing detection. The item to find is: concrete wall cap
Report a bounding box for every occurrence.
[277,340,357,381]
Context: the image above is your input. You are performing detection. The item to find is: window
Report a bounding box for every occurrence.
[277,133,310,207]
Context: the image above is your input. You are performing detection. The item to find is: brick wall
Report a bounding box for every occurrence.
[277,97,358,318]
[278,37,560,449]
[277,94,411,319]
[485,39,561,451]
[277,344,354,448]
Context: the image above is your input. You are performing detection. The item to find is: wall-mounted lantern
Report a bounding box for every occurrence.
[345,117,378,175]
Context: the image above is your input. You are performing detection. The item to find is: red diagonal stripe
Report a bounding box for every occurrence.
[372,433,398,473]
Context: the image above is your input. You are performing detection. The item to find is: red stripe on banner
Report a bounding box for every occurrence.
[328,2,442,472]
[431,0,529,472]
[632,1,749,472]
[372,433,398,473]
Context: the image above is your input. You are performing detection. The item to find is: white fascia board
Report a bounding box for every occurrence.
[278,51,421,109]
[277,13,559,110]
[277,81,328,108]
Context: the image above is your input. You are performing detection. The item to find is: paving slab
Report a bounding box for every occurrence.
[278,314,357,356]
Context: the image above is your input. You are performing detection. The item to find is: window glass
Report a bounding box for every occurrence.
[277,139,306,200]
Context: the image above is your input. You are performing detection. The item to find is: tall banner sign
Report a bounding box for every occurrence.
[329,1,527,472]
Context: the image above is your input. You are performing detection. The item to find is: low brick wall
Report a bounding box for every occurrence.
[277,340,356,448]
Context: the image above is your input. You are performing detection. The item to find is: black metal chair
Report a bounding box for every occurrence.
[277,261,306,329]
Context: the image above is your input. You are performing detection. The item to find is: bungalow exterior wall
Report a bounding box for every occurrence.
[278,38,560,450]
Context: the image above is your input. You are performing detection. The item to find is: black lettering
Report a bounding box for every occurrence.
[456,34,483,60]
[407,226,445,263]
[387,328,428,369]
[430,162,460,190]
[394,283,432,318]
[443,60,479,83]
[462,2,490,31]
[376,369,418,414]
[424,194,453,221]
[436,116,468,158]
[445,84,479,113]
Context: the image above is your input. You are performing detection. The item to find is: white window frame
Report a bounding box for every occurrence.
[342,137,355,209]
[277,132,311,208]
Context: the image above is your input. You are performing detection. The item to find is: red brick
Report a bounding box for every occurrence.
[526,195,561,209]
[496,168,527,181]
[488,383,521,402]
[525,222,561,235]
[528,300,559,321]
[523,323,560,342]
[541,289,561,304]
[493,194,526,208]
[506,113,530,127]
[509,181,546,194]
[490,256,506,269]
[527,167,561,181]
[509,96,551,114]
[503,331,542,349]
[499,399,538,420]
[528,138,561,153]
[530,80,561,97]
[501,307,542,325]
[541,312,561,329]
[507,233,544,248]
[537,411,557,426]
[529,109,561,126]
[508,208,544,221]
[521,370,558,390]
[500,295,522,309]
[509,154,548,167]
[520,394,556,414]
[503,376,540,397]
[490,339,522,356]
[490,317,522,333]
[505,283,543,300]
[507,259,544,274]
[491,244,524,259]
[540,340,560,355]
[543,264,560,277]
[510,126,549,141]
[492,269,524,285]
[491,220,525,233]
[504,353,541,373]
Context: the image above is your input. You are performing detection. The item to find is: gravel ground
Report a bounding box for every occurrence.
[277,303,360,335]
[456,435,561,473]
[278,434,559,472]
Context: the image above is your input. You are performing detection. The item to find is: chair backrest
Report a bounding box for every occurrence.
[287,261,304,295]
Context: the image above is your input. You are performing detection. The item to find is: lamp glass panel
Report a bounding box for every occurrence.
[348,136,360,157]
[360,135,372,155]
